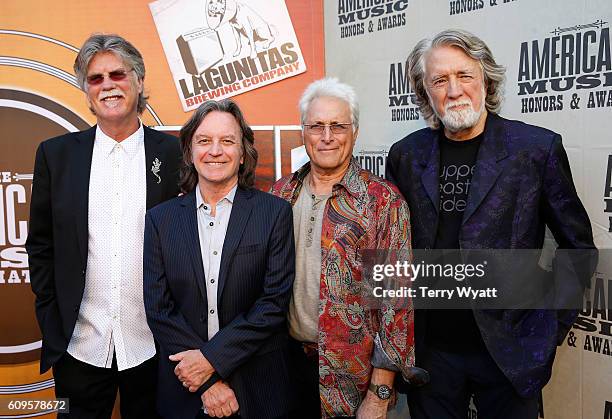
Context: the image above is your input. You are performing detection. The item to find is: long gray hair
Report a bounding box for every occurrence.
[407,29,506,129]
[74,33,148,114]
[179,99,257,193]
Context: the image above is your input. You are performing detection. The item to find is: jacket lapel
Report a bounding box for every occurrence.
[178,191,208,304]
[421,131,440,214]
[144,126,164,210]
[71,126,96,267]
[217,187,254,304]
[462,113,509,225]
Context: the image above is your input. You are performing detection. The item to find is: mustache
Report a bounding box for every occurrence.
[99,89,124,100]
[445,99,472,111]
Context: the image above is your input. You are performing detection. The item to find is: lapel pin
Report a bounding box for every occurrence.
[151,158,162,184]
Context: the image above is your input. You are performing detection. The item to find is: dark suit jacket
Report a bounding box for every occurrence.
[143,187,295,419]
[386,113,596,397]
[26,125,181,373]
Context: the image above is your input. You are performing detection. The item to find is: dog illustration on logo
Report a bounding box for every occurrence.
[206,0,276,57]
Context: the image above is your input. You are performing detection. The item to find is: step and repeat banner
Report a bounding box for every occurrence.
[2,0,611,417]
[0,0,323,417]
[324,0,611,418]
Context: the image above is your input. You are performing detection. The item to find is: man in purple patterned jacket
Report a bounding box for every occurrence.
[386,29,596,419]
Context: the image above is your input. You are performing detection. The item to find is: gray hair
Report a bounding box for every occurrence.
[299,77,359,129]
[179,99,257,193]
[74,33,148,114]
[407,29,506,129]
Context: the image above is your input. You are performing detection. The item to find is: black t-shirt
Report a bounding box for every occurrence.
[426,133,486,352]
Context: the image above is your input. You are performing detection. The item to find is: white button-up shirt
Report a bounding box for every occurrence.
[195,184,236,340]
[67,123,156,371]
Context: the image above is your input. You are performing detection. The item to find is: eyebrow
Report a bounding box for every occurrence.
[87,68,126,76]
[429,67,478,79]
[194,134,237,140]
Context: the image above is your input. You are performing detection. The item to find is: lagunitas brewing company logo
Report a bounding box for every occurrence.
[150,0,307,111]
[388,61,420,122]
[337,0,409,39]
[517,20,612,114]
[0,89,88,364]
[356,149,387,178]
[605,155,612,233]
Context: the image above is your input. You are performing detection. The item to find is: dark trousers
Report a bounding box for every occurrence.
[407,347,539,419]
[287,337,321,419]
[52,352,159,419]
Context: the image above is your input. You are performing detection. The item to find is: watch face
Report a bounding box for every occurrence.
[377,385,391,400]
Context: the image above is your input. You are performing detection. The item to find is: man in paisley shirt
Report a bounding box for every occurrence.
[271,78,415,418]
[386,29,596,419]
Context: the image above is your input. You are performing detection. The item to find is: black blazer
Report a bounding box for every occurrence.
[143,187,295,419]
[26,125,181,373]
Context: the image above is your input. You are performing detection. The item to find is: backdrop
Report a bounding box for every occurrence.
[324,1,612,418]
[1,0,611,418]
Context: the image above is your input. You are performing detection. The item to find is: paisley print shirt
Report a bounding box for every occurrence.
[271,159,415,417]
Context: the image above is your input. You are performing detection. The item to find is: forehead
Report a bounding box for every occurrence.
[193,111,241,137]
[424,45,481,78]
[87,51,126,73]
[305,96,351,122]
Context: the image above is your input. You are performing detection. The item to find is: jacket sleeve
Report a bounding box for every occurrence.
[541,135,598,343]
[26,142,65,356]
[143,211,207,354]
[385,143,401,186]
[199,202,295,379]
[373,192,415,378]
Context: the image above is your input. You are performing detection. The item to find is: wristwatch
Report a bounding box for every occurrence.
[368,382,392,400]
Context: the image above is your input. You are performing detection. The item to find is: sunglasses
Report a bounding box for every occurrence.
[86,69,134,85]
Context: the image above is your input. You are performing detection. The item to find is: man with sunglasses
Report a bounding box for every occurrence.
[26,34,181,418]
[271,78,415,418]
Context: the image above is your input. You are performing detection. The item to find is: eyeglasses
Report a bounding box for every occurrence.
[302,123,352,135]
[86,69,134,85]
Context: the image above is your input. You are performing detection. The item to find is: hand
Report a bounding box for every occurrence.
[169,349,214,392]
[356,391,389,419]
[201,381,239,417]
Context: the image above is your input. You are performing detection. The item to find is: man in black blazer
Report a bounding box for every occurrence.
[144,99,295,419]
[26,34,180,418]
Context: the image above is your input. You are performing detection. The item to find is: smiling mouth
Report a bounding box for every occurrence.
[205,162,226,165]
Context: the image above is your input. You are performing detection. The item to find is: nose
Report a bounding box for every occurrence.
[208,140,223,156]
[100,75,115,89]
[446,77,463,99]
[321,126,334,143]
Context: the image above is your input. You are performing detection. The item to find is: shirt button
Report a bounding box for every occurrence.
[210,309,215,314]
[209,222,214,227]
[310,217,315,221]
[210,279,215,284]
[308,228,312,233]
[213,251,218,255]
[204,205,208,210]
[311,194,315,199]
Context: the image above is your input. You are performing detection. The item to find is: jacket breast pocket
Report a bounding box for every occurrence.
[234,244,262,255]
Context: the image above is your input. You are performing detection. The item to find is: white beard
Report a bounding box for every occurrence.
[438,88,486,133]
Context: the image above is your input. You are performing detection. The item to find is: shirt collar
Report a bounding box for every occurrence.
[291,158,362,199]
[195,183,238,209]
[95,121,144,159]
